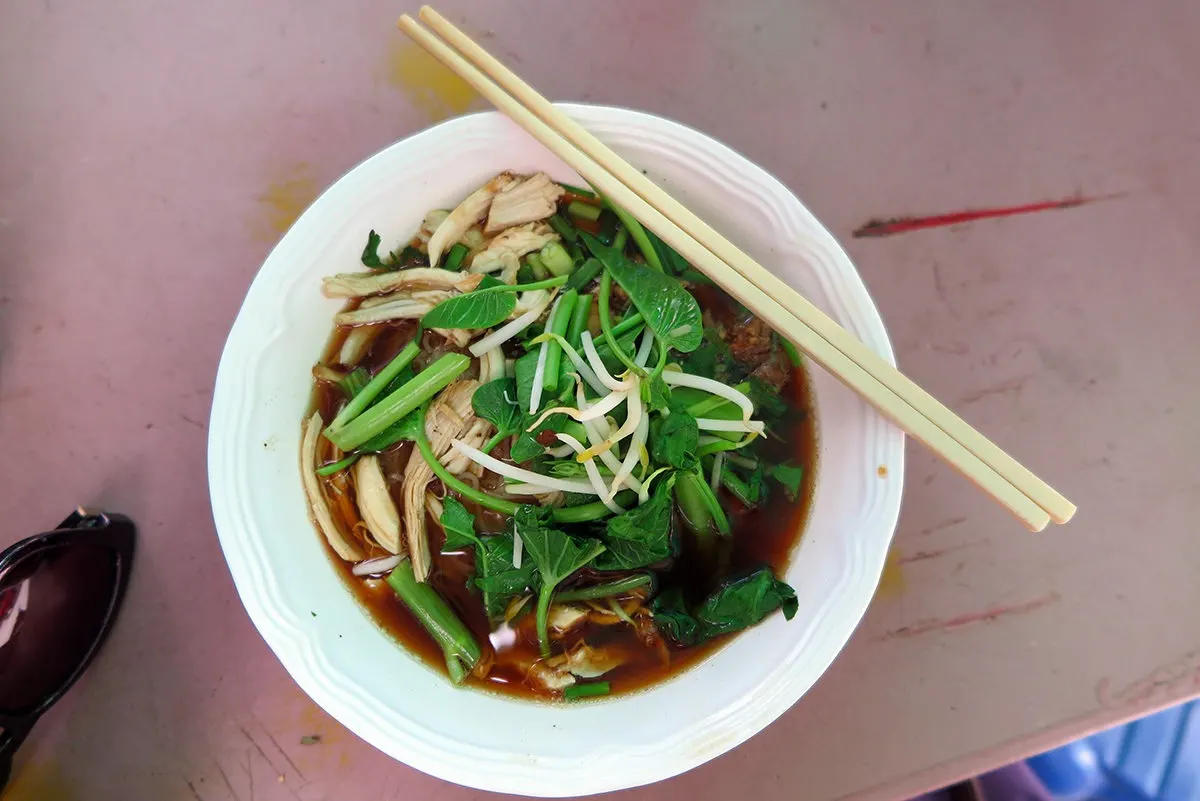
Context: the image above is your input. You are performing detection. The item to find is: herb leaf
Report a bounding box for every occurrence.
[579,232,702,353]
[768,462,804,501]
[693,568,798,637]
[516,506,605,656]
[514,349,539,413]
[439,497,481,551]
[641,375,671,413]
[651,567,797,647]
[594,476,676,570]
[649,588,702,646]
[422,278,516,330]
[473,534,536,621]
[748,377,789,423]
[510,412,567,463]
[652,413,698,470]
[472,378,523,438]
[361,230,385,268]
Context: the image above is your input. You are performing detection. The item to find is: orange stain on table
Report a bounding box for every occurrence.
[253,163,319,242]
[874,548,907,600]
[379,39,478,121]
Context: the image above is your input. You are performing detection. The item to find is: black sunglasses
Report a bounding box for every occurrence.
[0,509,136,788]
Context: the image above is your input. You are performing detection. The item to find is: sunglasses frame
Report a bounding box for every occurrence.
[0,510,135,774]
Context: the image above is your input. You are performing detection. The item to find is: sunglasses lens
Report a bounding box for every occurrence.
[0,542,118,713]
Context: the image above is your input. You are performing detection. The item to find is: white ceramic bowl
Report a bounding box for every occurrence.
[208,104,904,796]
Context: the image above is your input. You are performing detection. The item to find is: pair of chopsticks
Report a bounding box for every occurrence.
[398,7,1076,532]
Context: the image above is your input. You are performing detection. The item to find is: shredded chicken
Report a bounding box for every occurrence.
[302,413,364,561]
[484,173,564,233]
[322,267,483,299]
[417,209,450,244]
[546,641,627,679]
[469,223,559,276]
[528,661,576,692]
[334,290,450,325]
[401,379,479,580]
[548,604,589,634]
[428,172,519,267]
[442,348,502,475]
[353,455,403,554]
[338,326,379,367]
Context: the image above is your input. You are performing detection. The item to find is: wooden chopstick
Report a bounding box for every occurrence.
[398,11,1073,531]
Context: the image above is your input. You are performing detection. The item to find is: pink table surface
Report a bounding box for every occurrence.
[3,2,1200,799]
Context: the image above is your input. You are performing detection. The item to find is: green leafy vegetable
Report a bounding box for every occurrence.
[326,340,420,432]
[652,413,698,470]
[768,462,804,501]
[649,588,702,646]
[315,454,359,476]
[749,377,789,423]
[581,232,702,353]
[438,497,480,551]
[510,412,567,463]
[604,200,662,271]
[472,378,523,440]
[386,558,481,683]
[680,327,734,381]
[594,477,676,571]
[338,368,371,399]
[693,568,798,637]
[421,277,515,330]
[514,349,539,413]
[651,567,797,647]
[361,230,385,268]
[640,374,671,413]
[721,463,768,508]
[516,506,605,657]
[547,213,578,243]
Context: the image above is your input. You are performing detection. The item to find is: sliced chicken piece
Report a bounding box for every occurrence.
[338,326,380,367]
[400,379,479,580]
[302,413,365,561]
[334,290,450,325]
[432,328,474,349]
[469,223,559,275]
[417,209,450,244]
[484,173,565,233]
[527,661,577,692]
[443,417,492,475]
[548,641,627,679]
[428,172,519,267]
[548,604,589,635]
[353,455,403,554]
[323,268,483,299]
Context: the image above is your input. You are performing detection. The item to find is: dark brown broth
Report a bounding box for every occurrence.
[310,300,818,701]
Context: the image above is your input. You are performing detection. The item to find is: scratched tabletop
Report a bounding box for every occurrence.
[3,2,1199,800]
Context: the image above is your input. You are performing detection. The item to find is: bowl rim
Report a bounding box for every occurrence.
[209,102,904,795]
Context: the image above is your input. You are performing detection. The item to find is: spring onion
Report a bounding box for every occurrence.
[541,290,577,395]
[327,352,468,451]
[539,241,575,277]
[564,681,611,701]
[326,340,420,432]
[567,200,602,222]
[443,243,469,272]
[598,272,641,373]
[555,574,653,602]
[315,454,359,476]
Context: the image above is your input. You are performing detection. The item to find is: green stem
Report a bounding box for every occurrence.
[694,469,732,535]
[555,574,652,602]
[721,470,758,508]
[481,430,509,455]
[547,213,577,243]
[553,492,635,523]
[565,294,592,348]
[781,338,802,367]
[612,226,629,253]
[486,275,568,293]
[599,272,641,373]
[416,409,520,516]
[327,340,419,432]
[386,559,481,683]
[542,290,577,394]
[327,354,470,451]
[536,586,554,658]
[697,437,755,459]
[315,454,359,476]
[610,312,645,339]
[564,681,611,700]
[557,181,597,198]
[604,199,662,271]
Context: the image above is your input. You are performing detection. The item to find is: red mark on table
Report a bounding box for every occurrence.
[896,539,984,565]
[1096,648,1200,709]
[878,592,1060,640]
[852,194,1122,239]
